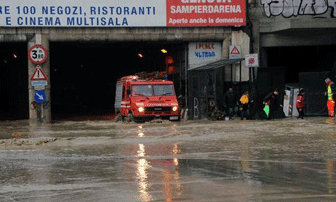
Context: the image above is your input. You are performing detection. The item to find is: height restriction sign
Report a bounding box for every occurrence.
[28,45,48,65]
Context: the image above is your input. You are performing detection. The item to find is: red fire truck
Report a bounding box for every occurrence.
[114,72,180,122]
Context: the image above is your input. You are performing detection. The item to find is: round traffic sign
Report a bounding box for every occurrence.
[28,45,48,65]
[34,90,46,103]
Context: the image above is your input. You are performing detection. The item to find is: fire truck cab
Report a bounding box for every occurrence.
[114,72,180,122]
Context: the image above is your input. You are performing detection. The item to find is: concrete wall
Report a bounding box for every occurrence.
[0,27,252,122]
[232,30,250,82]
[0,27,232,42]
[222,30,250,82]
[249,0,336,47]
[249,0,336,33]
[248,0,336,69]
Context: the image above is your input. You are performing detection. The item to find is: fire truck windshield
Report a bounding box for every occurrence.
[154,85,175,96]
[132,85,153,96]
[131,84,175,96]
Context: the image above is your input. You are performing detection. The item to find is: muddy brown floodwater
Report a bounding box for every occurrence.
[1,117,336,201]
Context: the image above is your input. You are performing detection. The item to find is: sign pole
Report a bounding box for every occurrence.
[28,34,51,123]
[240,61,242,83]
[41,104,43,123]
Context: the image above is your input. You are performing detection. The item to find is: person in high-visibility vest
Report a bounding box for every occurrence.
[325,78,335,117]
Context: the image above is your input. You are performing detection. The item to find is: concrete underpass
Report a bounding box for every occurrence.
[50,41,187,120]
[265,45,336,84]
[0,42,28,120]
[0,26,244,123]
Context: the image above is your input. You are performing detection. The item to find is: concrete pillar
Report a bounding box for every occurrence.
[28,34,51,123]
[260,47,268,68]
[231,30,250,82]
[223,36,232,82]
[222,36,231,60]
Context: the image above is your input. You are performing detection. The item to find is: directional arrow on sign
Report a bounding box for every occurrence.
[36,93,44,100]
[34,90,46,103]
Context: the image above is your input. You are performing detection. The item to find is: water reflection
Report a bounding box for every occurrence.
[136,143,152,202]
[172,143,180,155]
[161,162,183,201]
[326,132,335,194]
[135,130,183,201]
[240,138,250,173]
[5,118,336,201]
[327,160,334,194]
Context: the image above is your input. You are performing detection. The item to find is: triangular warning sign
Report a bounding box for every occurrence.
[30,66,48,81]
[230,46,240,55]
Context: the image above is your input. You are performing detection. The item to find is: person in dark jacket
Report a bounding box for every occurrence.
[224,88,238,120]
[264,88,283,120]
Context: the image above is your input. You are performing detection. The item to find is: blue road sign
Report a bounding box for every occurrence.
[34,90,46,103]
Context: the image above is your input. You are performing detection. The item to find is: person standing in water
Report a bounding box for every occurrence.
[296,89,305,119]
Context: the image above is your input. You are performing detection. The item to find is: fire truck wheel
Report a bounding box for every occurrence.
[128,112,143,123]
[127,112,135,123]
[115,113,123,122]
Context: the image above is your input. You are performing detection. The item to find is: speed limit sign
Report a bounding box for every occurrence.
[28,45,48,65]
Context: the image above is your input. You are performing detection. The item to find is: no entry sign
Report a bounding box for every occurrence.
[28,45,48,64]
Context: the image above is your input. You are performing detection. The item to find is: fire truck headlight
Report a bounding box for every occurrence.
[172,106,178,112]
[138,106,145,113]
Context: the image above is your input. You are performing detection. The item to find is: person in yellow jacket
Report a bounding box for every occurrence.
[325,78,335,117]
[239,91,253,120]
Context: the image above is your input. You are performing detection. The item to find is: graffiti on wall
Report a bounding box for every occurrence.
[261,0,336,17]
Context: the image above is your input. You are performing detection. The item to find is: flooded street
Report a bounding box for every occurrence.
[1,118,336,201]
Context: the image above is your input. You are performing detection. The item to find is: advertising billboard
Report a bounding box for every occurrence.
[0,0,245,27]
[167,0,246,27]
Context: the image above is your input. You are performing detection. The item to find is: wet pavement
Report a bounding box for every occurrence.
[1,117,336,201]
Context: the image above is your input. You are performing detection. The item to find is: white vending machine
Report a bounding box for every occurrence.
[283,84,300,117]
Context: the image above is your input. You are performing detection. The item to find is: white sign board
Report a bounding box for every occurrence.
[32,80,48,90]
[32,80,48,86]
[0,0,166,27]
[229,45,241,59]
[188,42,222,69]
[0,0,246,27]
[245,54,259,67]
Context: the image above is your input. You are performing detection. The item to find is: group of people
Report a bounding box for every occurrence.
[223,88,303,120]
[223,88,254,120]
[285,77,336,119]
[222,77,336,120]
[223,87,285,120]
[222,87,305,120]
[297,77,336,119]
